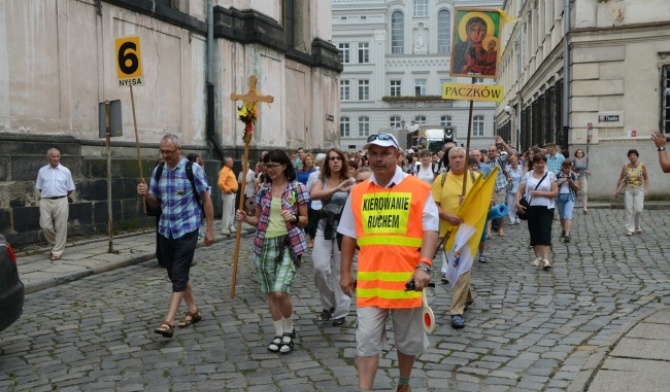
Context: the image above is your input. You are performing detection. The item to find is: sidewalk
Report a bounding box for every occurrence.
[12,213,670,391]
[15,220,251,294]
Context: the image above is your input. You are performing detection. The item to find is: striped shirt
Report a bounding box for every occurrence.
[150,158,209,239]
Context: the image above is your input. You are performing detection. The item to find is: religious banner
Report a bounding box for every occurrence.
[450,8,501,79]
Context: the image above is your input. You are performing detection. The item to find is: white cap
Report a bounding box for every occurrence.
[363,134,401,150]
[407,148,415,154]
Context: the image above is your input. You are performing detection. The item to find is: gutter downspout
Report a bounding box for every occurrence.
[207,0,225,161]
[562,0,571,145]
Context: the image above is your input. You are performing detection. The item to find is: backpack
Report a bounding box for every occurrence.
[145,161,203,218]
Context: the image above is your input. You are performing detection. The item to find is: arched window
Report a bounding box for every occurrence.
[391,11,404,54]
[390,116,402,128]
[440,115,452,126]
[358,116,370,137]
[473,115,485,136]
[340,116,350,137]
[437,10,451,53]
[415,115,426,125]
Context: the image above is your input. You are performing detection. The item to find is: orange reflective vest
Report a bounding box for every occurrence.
[351,176,430,308]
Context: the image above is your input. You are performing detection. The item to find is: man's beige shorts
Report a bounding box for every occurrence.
[356,306,429,357]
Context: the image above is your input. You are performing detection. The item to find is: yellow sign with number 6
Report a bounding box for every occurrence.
[115,36,143,87]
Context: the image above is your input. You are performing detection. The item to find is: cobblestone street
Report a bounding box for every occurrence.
[2,209,670,391]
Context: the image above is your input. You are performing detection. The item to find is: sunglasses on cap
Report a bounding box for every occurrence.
[367,134,399,149]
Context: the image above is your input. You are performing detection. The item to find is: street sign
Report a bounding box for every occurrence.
[99,100,123,138]
[115,36,143,87]
[442,82,503,102]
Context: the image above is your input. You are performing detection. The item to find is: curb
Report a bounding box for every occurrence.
[566,305,666,392]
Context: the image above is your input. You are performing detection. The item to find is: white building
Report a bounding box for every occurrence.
[332,0,503,152]
[497,0,670,197]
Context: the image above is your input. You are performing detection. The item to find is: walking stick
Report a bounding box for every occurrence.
[229,75,274,298]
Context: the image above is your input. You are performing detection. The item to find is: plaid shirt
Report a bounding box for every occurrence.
[150,158,209,239]
[252,180,309,257]
[487,157,509,193]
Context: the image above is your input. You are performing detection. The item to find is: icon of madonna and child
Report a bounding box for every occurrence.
[450,9,501,78]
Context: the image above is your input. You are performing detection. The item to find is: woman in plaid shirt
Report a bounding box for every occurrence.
[236,150,308,354]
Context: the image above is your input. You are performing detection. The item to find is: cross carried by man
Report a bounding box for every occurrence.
[229,75,274,298]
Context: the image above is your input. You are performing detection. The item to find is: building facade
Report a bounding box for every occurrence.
[497,0,670,197]
[0,0,341,244]
[332,0,503,152]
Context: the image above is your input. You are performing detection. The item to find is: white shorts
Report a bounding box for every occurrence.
[356,306,429,357]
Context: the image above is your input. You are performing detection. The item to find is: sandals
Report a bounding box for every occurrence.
[154,321,174,338]
[50,254,61,261]
[267,336,282,353]
[177,308,202,328]
[279,330,296,354]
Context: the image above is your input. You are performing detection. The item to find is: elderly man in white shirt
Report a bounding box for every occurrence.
[36,148,75,261]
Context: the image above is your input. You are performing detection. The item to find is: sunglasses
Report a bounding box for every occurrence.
[264,163,282,169]
[329,156,343,161]
[367,134,399,149]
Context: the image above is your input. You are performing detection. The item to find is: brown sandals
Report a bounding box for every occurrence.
[154,321,174,338]
[177,308,202,328]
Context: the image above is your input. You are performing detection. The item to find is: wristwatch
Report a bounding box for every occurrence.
[658,147,666,152]
[292,213,299,223]
[416,265,434,277]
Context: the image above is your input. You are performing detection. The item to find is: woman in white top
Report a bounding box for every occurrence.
[515,154,558,270]
[414,150,435,184]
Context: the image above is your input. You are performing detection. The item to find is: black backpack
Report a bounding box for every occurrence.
[145,161,202,218]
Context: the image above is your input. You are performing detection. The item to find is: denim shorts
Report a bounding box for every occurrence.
[160,229,199,292]
[556,197,575,220]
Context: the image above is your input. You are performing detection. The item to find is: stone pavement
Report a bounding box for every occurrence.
[2,208,670,391]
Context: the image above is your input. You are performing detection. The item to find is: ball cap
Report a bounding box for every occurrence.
[364,134,401,150]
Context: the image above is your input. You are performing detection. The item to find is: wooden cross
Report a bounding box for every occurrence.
[229,75,273,299]
[230,75,274,111]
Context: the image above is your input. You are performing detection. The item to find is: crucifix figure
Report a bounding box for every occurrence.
[230,75,274,112]
[228,75,274,299]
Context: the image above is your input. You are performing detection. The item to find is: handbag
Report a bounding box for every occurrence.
[517,171,548,220]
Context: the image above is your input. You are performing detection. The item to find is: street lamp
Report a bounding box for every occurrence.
[504,105,519,151]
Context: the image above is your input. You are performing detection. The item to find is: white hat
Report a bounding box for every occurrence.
[363,134,401,150]
[501,151,508,156]
[406,148,415,154]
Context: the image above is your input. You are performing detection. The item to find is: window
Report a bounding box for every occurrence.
[664,66,670,135]
[415,79,426,96]
[340,80,350,101]
[391,11,404,54]
[341,16,347,21]
[338,43,350,63]
[359,117,370,137]
[413,0,428,17]
[390,80,402,97]
[358,80,370,100]
[440,115,452,126]
[473,115,485,136]
[440,78,451,95]
[361,16,366,21]
[415,115,426,125]
[390,116,402,129]
[340,117,350,137]
[358,42,370,63]
[437,10,451,53]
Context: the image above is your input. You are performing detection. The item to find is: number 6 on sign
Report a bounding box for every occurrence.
[115,36,143,87]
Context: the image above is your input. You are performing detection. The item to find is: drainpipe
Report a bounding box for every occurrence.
[561,0,571,145]
[207,0,225,161]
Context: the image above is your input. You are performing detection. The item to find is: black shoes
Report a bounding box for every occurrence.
[451,315,465,329]
[318,307,335,321]
[332,317,345,326]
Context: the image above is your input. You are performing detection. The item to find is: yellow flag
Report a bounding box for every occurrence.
[443,167,497,284]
